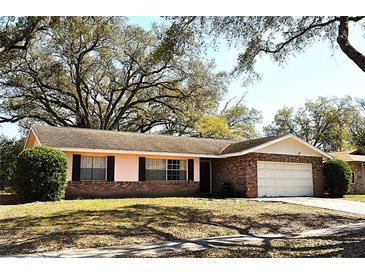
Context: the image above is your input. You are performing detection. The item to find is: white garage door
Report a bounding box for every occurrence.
[257,161,313,197]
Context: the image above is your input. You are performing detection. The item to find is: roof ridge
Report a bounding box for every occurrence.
[31,124,237,144]
[218,135,284,155]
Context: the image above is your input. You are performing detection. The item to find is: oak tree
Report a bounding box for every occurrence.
[0,16,226,132]
[264,96,358,152]
[169,16,365,84]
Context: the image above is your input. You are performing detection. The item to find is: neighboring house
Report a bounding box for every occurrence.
[25,125,331,198]
[329,150,365,194]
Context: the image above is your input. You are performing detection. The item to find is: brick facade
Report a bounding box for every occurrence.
[65,153,324,199]
[66,180,200,198]
[213,152,324,198]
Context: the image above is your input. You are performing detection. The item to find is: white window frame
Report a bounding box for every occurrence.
[146,158,187,181]
[80,156,107,181]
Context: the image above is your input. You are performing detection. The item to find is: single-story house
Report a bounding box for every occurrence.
[329,150,365,194]
[25,125,331,198]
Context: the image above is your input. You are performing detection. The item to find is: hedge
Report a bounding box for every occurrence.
[323,158,352,198]
[14,146,68,201]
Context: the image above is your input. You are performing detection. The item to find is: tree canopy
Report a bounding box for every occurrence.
[0,135,25,190]
[194,95,261,139]
[263,96,361,152]
[169,16,365,84]
[0,16,232,134]
[349,98,365,151]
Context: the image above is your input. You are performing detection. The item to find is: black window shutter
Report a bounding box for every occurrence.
[139,157,146,181]
[188,159,194,181]
[72,154,81,181]
[107,156,115,181]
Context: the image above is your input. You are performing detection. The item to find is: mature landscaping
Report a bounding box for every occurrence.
[1,16,365,260]
[1,197,364,256]
[14,146,68,201]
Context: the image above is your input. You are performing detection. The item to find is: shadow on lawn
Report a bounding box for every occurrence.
[0,203,364,256]
[161,231,365,258]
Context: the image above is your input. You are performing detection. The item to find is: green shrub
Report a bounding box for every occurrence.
[0,136,25,191]
[220,181,235,197]
[14,146,68,201]
[324,159,352,198]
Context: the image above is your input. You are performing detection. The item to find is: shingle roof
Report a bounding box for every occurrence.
[30,125,282,156]
[221,136,282,154]
[329,150,365,162]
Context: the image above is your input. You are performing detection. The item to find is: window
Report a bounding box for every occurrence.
[146,159,166,180]
[167,159,186,180]
[146,158,187,181]
[80,156,106,181]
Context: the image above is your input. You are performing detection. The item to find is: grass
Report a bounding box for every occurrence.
[1,196,364,256]
[161,231,365,258]
[343,194,365,202]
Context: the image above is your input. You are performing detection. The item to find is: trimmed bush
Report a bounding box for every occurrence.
[14,146,68,201]
[220,181,235,197]
[323,159,352,198]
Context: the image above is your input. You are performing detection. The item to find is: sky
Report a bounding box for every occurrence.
[1,16,365,138]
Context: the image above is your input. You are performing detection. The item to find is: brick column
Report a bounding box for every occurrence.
[244,159,257,197]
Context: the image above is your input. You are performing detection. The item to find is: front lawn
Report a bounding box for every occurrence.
[162,231,365,258]
[343,194,365,202]
[1,197,364,256]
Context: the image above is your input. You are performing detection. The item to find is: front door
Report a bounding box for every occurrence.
[200,161,211,193]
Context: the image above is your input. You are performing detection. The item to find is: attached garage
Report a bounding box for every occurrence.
[213,134,331,198]
[257,161,313,197]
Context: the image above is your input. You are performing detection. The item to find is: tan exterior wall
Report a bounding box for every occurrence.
[213,152,324,198]
[115,155,139,181]
[256,138,323,157]
[348,162,364,194]
[64,151,200,182]
[25,130,41,149]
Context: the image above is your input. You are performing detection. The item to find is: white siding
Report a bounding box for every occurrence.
[256,138,322,157]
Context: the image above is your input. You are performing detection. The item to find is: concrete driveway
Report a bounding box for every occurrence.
[253,197,365,215]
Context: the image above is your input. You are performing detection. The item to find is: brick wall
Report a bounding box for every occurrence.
[213,157,246,196]
[66,180,200,198]
[213,152,324,198]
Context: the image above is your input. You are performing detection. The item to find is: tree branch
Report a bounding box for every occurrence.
[337,16,365,72]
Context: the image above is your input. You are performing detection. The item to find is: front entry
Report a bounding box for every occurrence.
[200,161,211,193]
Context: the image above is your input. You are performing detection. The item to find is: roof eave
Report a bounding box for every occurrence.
[24,126,42,149]
[53,134,331,159]
[54,147,221,158]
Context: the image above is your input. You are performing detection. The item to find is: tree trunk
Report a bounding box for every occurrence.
[337,16,365,73]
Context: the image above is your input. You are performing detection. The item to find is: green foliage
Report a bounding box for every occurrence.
[169,16,365,85]
[0,136,25,190]
[220,182,236,197]
[264,96,357,152]
[14,146,67,201]
[194,96,262,140]
[324,159,352,198]
[349,98,365,151]
[0,16,226,134]
[196,115,237,139]
[221,96,262,139]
